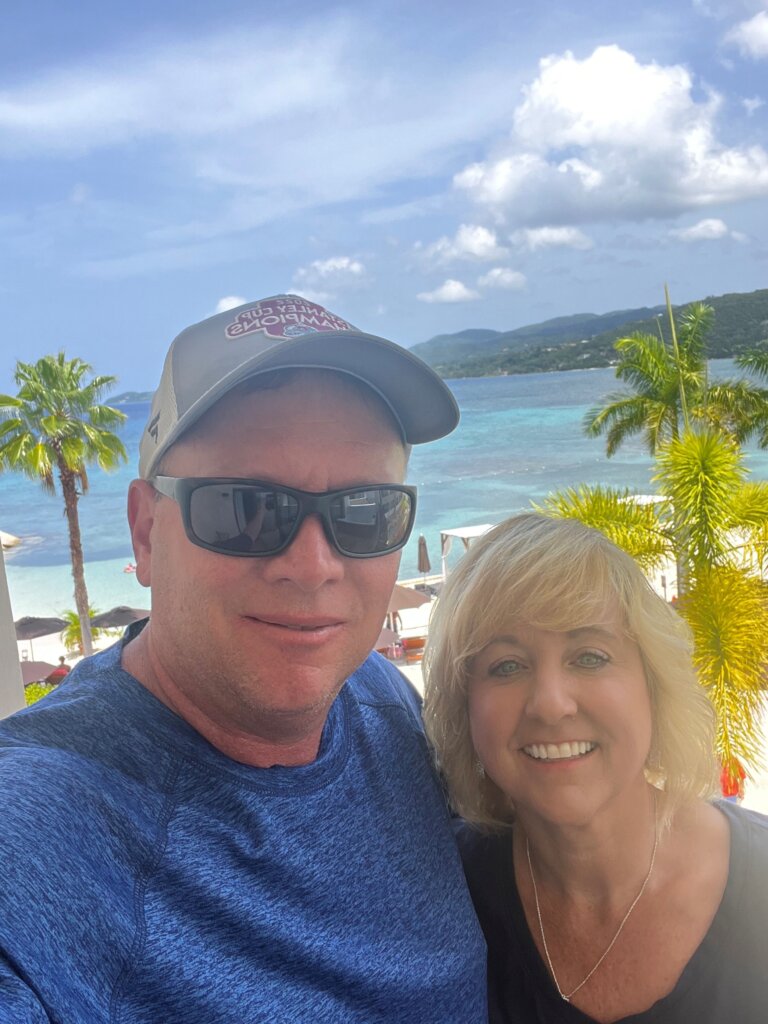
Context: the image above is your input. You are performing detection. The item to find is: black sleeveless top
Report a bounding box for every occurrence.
[458,801,768,1023]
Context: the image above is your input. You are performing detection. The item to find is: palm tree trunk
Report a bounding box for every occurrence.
[59,465,94,657]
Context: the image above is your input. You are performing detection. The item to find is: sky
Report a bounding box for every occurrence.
[1,0,767,393]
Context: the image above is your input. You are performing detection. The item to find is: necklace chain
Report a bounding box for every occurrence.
[525,811,659,1003]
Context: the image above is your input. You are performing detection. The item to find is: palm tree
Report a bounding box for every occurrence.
[584,298,765,456]
[729,348,768,447]
[60,607,112,656]
[0,353,127,656]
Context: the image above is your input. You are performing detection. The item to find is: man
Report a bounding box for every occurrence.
[0,295,486,1022]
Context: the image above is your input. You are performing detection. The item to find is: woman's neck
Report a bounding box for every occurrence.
[514,781,659,906]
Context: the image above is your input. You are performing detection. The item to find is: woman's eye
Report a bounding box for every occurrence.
[488,658,524,677]
[575,651,609,669]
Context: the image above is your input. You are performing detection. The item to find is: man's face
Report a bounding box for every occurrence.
[128,372,407,743]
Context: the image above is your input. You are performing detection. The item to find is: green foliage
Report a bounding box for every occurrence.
[536,487,670,572]
[24,682,58,706]
[583,301,767,457]
[60,607,112,655]
[653,430,749,573]
[678,569,768,770]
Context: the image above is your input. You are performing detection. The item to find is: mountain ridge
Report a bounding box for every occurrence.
[415,287,768,377]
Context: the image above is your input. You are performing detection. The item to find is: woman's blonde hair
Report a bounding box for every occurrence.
[422,513,717,830]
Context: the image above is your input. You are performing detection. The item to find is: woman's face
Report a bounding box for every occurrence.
[467,604,653,829]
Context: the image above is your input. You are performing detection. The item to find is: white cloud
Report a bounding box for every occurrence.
[292,256,367,301]
[477,267,527,290]
[670,218,747,242]
[725,11,768,59]
[295,256,366,280]
[416,279,480,303]
[511,226,593,250]
[455,154,548,208]
[743,96,765,116]
[454,44,768,226]
[215,295,247,313]
[423,224,508,263]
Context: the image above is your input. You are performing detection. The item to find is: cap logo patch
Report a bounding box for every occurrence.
[225,297,353,341]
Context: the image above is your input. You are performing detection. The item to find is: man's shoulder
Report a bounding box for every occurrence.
[0,648,171,818]
[346,652,422,724]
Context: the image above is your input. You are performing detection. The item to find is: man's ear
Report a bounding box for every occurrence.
[127,480,157,588]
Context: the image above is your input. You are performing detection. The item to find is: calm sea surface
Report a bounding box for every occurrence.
[3,360,766,616]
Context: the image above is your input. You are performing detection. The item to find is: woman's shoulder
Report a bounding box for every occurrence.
[456,822,512,864]
[716,799,768,851]
[455,823,516,906]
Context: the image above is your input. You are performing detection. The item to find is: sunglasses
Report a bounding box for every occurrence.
[151,476,417,559]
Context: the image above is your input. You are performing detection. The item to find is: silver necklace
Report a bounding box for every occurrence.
[525,812,659,1003]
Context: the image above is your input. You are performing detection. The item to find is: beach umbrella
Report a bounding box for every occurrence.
[14,616,67,641]
[90,606,150,629]
[417,535,431,581]
[387,584,430,614]
[19,660,58,686]
[0,530,20,550]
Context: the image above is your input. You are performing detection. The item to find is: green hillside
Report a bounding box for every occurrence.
[425,288,768,378]
[108,390,154,404]
[411,304,666,365]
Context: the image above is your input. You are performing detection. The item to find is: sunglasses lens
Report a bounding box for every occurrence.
[330,488,413,555]
[189,485,299,553]
[185,483,413,557]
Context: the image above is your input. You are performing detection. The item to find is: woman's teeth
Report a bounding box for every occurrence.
[523,741,596,761]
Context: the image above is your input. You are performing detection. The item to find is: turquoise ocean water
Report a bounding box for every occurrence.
[3,359,766,617]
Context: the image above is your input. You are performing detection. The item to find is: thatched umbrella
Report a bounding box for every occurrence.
[90,606,150,629]
[14,615,68,661]
[14,616,67,640]
[417,534,431,584]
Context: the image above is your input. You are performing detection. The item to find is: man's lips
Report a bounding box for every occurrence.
[242,614,344,633]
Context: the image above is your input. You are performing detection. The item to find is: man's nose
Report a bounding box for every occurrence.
[524,664,578,724]
[260,514,345,590]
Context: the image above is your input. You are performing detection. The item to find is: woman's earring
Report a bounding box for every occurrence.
[474,758,485,778]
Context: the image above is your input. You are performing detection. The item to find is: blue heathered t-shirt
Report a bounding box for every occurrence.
[0,637,486,1023]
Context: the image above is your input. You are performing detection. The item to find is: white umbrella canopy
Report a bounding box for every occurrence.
[387,583,430,614]
[0,530,20,550]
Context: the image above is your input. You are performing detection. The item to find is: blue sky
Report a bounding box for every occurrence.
[1,0,767,393]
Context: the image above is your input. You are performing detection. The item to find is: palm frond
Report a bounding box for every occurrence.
[654,430,746,572]
[678,568,768,770]
[536,485,671,570]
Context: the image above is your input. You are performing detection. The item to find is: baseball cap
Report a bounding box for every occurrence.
[138,294,460,479]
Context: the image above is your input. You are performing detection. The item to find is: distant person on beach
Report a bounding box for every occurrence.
[44,654,70,684]
[0,295,486,1023]
[424,513,768,1024]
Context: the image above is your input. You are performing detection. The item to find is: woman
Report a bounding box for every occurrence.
[423,513,768,1023]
